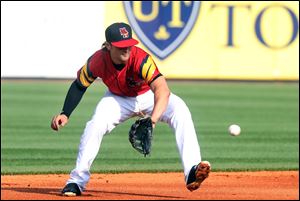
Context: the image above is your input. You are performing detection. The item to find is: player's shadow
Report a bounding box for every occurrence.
[1,187,63,196]
[88,189,183,199]
[2,187,183,199]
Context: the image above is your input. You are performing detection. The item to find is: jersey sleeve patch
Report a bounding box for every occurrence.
[139,55,158,84]
[77,57,96,88]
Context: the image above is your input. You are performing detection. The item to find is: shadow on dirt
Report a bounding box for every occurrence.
[2,187,183,199]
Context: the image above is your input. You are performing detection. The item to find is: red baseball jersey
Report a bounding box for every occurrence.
[77,46,161,97]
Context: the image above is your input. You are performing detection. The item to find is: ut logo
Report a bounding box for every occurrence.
[124,1,201,60]
[119,27,129,38]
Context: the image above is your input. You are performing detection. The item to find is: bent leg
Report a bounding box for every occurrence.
[66,91,135,191]
[160,93,201,180]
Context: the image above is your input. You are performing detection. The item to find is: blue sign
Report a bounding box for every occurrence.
[124,1,201,60]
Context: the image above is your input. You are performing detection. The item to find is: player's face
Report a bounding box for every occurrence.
[109,44,132,64]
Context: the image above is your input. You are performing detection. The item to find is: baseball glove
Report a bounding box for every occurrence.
[129,117,153,157]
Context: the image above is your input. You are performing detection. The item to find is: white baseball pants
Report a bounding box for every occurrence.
[66,90,201,191]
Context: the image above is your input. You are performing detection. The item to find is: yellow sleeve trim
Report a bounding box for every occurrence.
[82,64,95,82]
[141,57,156,83]
[78,63,94,88]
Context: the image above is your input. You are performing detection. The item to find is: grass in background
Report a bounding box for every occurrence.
[1,80,299,174]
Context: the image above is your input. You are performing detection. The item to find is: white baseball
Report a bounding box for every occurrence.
[229,124,241,136]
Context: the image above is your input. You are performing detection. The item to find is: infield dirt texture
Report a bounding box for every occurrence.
[1,171,299,200]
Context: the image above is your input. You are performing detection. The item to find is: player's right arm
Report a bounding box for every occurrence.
[51,57,97,131]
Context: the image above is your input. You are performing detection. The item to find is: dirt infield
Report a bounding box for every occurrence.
[1,171,298,200]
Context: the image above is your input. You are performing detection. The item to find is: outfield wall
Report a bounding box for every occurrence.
[1,1,299,80]
[106,1,299,80]
[1,1,105,79]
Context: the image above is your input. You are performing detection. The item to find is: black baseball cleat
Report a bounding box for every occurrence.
[61,183,82,196]
[186,161,211,192]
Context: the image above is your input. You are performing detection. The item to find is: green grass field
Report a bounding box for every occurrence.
[1,80,299,174]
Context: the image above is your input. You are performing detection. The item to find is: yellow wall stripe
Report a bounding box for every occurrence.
[105,1,299,80]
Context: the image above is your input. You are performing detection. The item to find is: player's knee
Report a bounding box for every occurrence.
[84,119,111,136]
[172,98,192,119]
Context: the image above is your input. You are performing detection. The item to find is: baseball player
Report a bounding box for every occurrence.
[51,22,210,196]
